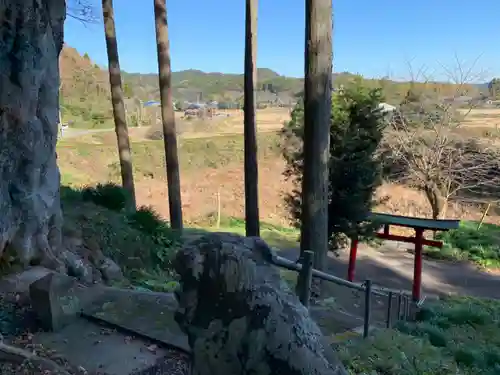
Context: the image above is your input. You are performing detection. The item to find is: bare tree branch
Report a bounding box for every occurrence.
[67,0,100,24]
[381,58,499,219]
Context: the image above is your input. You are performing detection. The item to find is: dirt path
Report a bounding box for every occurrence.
[279,241,500,326]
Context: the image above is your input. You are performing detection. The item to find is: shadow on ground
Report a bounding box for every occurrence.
[278,241,500,327]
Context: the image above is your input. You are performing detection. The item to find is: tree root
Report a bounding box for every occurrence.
[0,341,71,375]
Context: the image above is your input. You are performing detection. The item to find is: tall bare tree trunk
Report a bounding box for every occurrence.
[243,0,260,237]
[154,0,183,230]
[298,0,333,298]
[102,0,136,211]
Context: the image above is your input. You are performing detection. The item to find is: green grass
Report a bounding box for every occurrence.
[424,221,500,268]
[194,216,299,250]
[339,296,500,374]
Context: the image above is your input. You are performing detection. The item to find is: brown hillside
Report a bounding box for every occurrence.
[58,45,113,128]
[59,44,109,96]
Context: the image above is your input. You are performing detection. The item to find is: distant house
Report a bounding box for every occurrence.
[186,103,205,110]
[143,100,160,107]
[206,101,218,109]
[184,102,216,118]
[378,102,396,113]
[144,100,177,111]
[217,101,239,110]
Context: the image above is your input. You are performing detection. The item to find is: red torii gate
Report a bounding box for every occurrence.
[347,212,460,301]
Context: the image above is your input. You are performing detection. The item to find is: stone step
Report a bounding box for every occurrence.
[29,318,189,375]
[83,287,190,353]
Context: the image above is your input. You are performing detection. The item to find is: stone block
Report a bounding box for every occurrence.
[29,273,88,332]
[0,266,54,303]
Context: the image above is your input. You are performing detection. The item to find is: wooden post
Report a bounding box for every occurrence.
[363,279,372,338]
[402,295,408,320]
[412,228,424,301]
[397,293,403,320]
[347,236,358,282]
[477,202,491,230]
[298,250,314,308]
[243,0,260,237]
[386,291,393,328]
[216,187,221,229]
[154,0,183,230]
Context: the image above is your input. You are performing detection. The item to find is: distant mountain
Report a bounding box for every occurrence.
[122,68,303,103]
[59,45,113,126]
[59,45,483,128]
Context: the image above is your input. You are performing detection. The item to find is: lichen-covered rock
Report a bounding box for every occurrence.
[0,0,123,284]
[174,232,348,375]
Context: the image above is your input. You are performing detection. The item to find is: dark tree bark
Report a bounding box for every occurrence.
[424,183,445,220]
[102,0,136,211]
[0,0,126,283]
[154,0,184,231]
[298,0,333,296]
[243,0,260,237]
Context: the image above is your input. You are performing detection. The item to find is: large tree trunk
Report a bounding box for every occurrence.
[102,0,136,212]
[298,0,333,299]
[154,0,183,231]
[243,0,260,237]
[0,0,67,271]
[0,0,125,284]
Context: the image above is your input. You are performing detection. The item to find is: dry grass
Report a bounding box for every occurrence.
[459,108,500,117]
[375,183,500,237]
[171,107,290,136]
[57,105,500,231]
[460,108,500,128]
[58,132,293,226]
[57,127,500,232]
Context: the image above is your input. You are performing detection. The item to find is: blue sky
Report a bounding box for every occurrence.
[65,0,500,81]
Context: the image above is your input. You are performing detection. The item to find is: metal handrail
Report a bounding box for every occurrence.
[272,254,419,300]
[268,251,426,337]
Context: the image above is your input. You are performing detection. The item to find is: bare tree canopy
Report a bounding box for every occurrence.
[382,59,500,219]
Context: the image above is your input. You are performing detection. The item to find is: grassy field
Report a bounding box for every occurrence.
[339,296,500,374]
[58,131,292,224]
[192,216,299,249]
[57,131,500,228]
[457,108,500,142]
[57,105,500,268]
[424,221,500,269]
